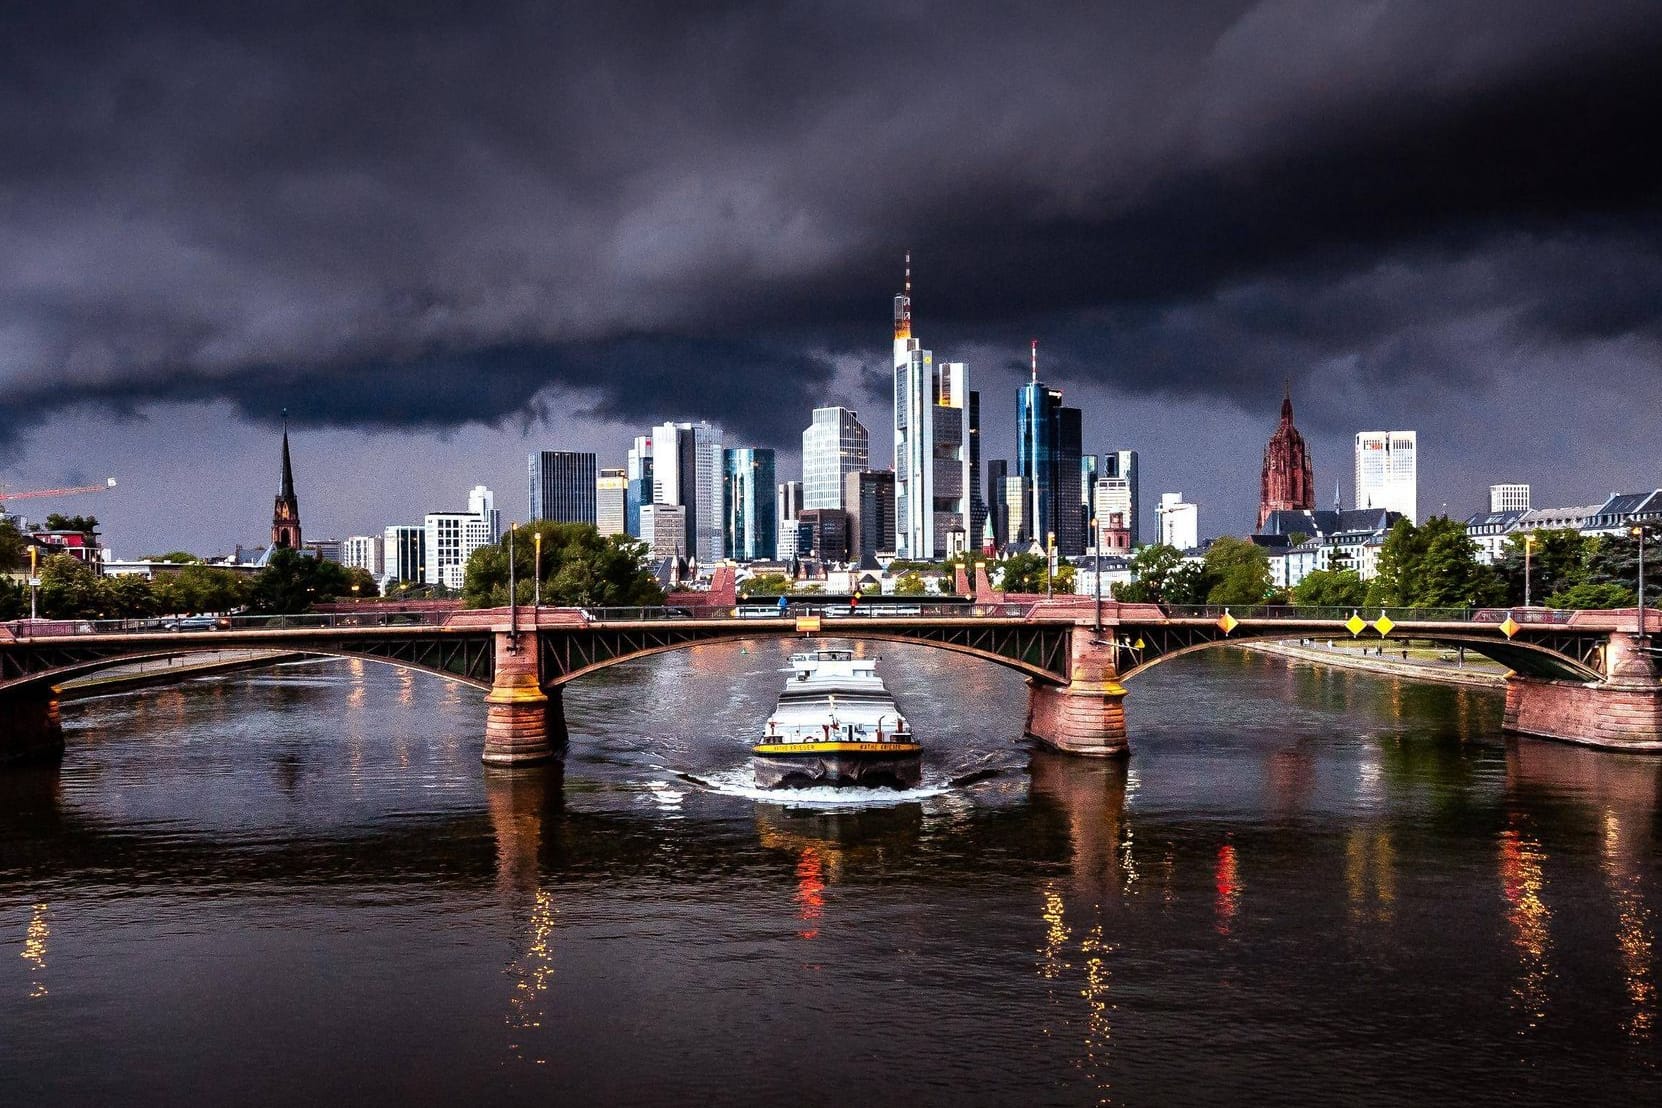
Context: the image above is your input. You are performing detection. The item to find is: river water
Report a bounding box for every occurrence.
[3,641,1659,1105]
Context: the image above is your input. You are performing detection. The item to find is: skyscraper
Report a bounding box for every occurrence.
[987,459,1009,548]
[1490,483,1531,513]
[424,485,498,590]
[653,420,726,561]
[844,470,896,564]
[723,447,777,561]
[1157,492,1198,550]
[968,390,985,549]
[891,255,972,560]
[1016,342,1084,554]
[596,468,627,536]
[529,450,597,524]
[802,407,868,511]
[626,435,653,538]
[382,524,424,585]
[1257,386,1316,530]
[1355,431,1418,523]
[1080,454,1098,548]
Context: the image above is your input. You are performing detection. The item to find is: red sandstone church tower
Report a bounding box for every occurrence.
[271,418,302,550]
[1257,385,1316,529]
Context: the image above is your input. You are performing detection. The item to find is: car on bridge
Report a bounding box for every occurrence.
[162,614,223,631]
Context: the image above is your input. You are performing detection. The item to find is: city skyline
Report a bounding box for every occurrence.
[3,4,1660,555]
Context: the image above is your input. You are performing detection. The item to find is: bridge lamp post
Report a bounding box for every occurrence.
[1046,531,1056,598]
[533,530,542,610]
[28,545,38,623]
[1090,516,1102,632]
[508,522,518,649]
[1634,524,1648,642]
[1523,533,1535,609]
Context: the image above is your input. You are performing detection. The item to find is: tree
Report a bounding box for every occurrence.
[0,578,23,621]
[462,522,663,608]
[1545,581,1634,610]
[38,555,107,619]
[1585,523,1660,608]
[249,547,355,614]
[893,570,929,596]
[1122,544,1185,602]
[1203,536,1272,606]
[1493,529,1590,606]
[740,572,792,597]
[44,513,98,533]
[1291,568,1367,607]
[1164,560,1213,605]
[997,552,1046,593]
[1365,516,1501,609]
[153,564,253,614]
[0,521,25,573]
[143,551,202,564]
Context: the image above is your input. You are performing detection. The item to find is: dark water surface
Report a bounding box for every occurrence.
[3,642,1659,1105]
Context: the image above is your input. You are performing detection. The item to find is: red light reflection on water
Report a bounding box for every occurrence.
[795,847,825,940]
[1215,843,1240,935]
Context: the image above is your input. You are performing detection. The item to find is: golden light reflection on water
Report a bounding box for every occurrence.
[1078,922,1115,1105]
[1344,829,1396,925]
[1039,884,1070,981]
[504,888,556,1064]
[1601,811,1657,1042]
[1498,824,1553,1030]
[21,902,48,999]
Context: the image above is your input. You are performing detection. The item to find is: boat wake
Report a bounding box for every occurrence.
[674,764,1015,807]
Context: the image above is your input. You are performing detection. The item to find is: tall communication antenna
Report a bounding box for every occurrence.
[1030,339,1038,384]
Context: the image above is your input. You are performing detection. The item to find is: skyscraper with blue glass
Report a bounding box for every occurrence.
[1017,343,1084,555]
[723,447,777,562]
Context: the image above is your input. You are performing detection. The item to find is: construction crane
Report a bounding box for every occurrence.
[0,476,117,511]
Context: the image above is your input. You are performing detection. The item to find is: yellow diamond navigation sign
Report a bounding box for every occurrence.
[1499,616,1519,639]
[1216,612,1239,634]
[1373,614,1396,637]
[1345,613,1367,636]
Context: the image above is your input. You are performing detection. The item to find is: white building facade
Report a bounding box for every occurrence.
[802,407,869,511]
[1489,483,1530,513]
[652,420,725,563]
[342,535,382,577]
[1156,492,1199,551]
[1355,431,1417,523]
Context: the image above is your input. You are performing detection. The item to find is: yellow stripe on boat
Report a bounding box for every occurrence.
[752,742,921,755]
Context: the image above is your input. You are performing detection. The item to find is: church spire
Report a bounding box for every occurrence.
[1281,377,1294,424]
[271,411,302,551]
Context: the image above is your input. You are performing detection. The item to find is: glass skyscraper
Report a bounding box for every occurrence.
[722,447,777,562]
[802,407,868,511]
[528,451,597,525]
[1017,371,1084,554]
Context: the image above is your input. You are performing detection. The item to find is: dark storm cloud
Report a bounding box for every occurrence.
[3,0,1661,453]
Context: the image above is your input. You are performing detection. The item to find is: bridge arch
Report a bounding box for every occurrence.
[1114,628,1603,684]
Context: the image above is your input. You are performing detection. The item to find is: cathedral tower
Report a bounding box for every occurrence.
[1257,384,1315,530]
[271,417,302,550]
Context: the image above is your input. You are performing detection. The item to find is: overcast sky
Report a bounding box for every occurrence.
[3,0,1659,556]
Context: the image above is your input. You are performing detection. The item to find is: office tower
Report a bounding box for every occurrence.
[723,447,777,561]
[1016,342,1085,555]
[596,468,627,537]
[777,480,803,524]
[1080,454,1098,548]
[638,503,687,558]
[528,450,598,525]
[797,508,850,563]
[1157,492,1199,550]
[1258,386,1317,530]
[653,420,726,561]
[425,486,498,590]
[891,255,972,559]
[305,538,343,564]
[1101,450,1140,547]
[342,535,382,577]
[987,460,1010,548]
[969,390,985,549]
[626,435,653,538]
[1004,473,1026,546]
[845,470,897,563]
[1355,431,1418,523]
[382,525,425,585]
[1490,483,1531,513]
[802,407,868,511]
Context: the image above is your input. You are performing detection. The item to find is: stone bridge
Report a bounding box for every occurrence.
[2,599,1657,765]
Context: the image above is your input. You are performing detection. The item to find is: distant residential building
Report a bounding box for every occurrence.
[639,503,688,559]
[529,450,597,525]
[424,485,498,590]
[802,407,868,511]
[1258,387,1316,530]
[1581,490,1662,536]
[1073,555,1134,601]
[1517,503,1602,533]
[653,421,725,562]
[596,468,627,537]
[342,535,382,577]
[723,447,777,561]
[1489,483,1531,513]
[1355,431,1417,523]
[626,436,653,538]
[1257,507,1404,586]
[1016,344,1084,554]
[1464,509,1527,564]
[845,470,897,564]
[382,525,425,585]
[1157,492,1199,551]
[892,258,972,559]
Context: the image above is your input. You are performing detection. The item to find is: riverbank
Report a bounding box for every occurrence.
[1241,639,1508,689]
[58,650,313,700]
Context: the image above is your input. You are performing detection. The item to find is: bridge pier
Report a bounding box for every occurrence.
[482,632,566,766]
[1025,628,1129,757]
[0,690,65,765]
[1504,633,1662,753]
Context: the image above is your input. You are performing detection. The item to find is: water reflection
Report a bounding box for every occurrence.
[753,803,925,942]
[486,766,564,1065]
[21,902,48,999]
[1497,818,1553,1031]
[1345,829,1396,925]
[1027,754,1130,1104]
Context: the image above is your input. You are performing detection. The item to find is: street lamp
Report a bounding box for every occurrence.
[533,529,542,610]
[1090,516,1102,631]
[1046,531,1056,598]
[508,522,518,648]
[28,545,38,623]
[1523,533,1535,608]
[1633,524,1648,642]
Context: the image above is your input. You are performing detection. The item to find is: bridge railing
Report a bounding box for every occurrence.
[1,610,455,638]
[1155,604,1578,625]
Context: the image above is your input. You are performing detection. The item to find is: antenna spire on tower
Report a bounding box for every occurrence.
[1030,339,1038,384]
[904,250,911,295]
